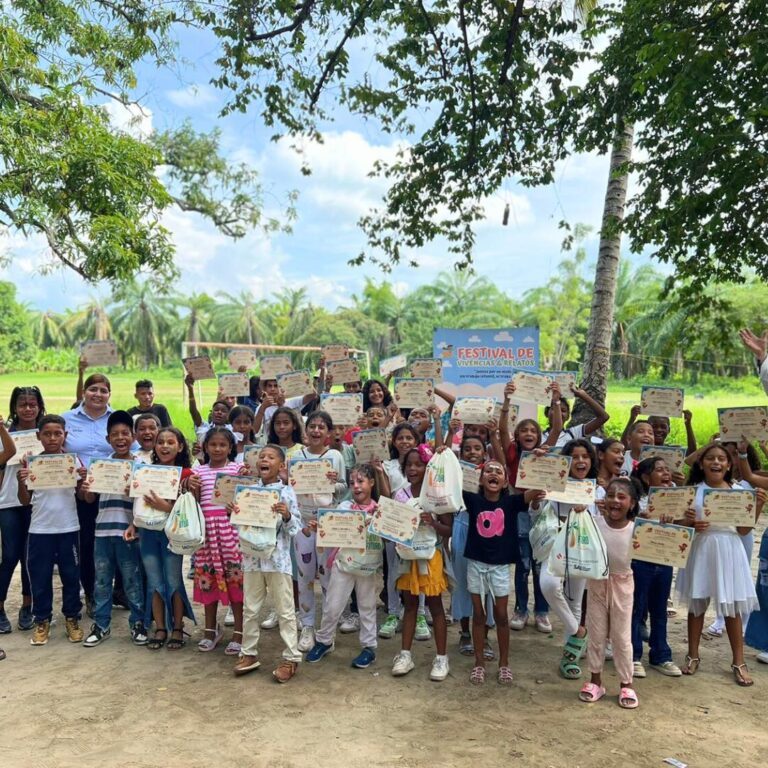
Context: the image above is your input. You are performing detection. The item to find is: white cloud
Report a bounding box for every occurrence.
[101,100,153,140]
[166,84,218,109]
[522,335,535,343]
[436,341,448,349]
[493,331,514,342]
[467,335,482,343]
[477,194,534,229]
[441,360,452,368]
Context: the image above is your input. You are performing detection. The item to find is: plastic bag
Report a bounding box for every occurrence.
[529,503,559,563]
[396,523,438,561]
[548,508,608,581]
[238,524,277,559]
[419,448,463,515]
[133,496,169,531]
[165,492,205,555]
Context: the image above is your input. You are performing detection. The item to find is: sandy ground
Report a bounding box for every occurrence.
[2,530,767,768]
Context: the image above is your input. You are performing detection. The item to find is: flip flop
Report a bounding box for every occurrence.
[579,682,606,703]
[618,686,639,709]
[682,655,700,675]
[732,663,754,687]
[563,631,588,662]
[559,656,582,679]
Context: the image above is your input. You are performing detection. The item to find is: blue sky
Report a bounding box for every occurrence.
[0,22,648,314]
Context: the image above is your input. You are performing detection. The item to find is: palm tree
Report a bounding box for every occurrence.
[215,290,270,345]
[176,292,216,356]
[62,298,113,343]
[30,310,67,348]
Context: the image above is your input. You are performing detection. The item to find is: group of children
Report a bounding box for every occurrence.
[0,355,766,707]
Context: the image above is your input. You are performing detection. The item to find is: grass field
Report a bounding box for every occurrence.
[1,368,765,448]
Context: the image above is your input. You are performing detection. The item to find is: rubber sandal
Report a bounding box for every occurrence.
[732,663,754,687]
[497,666,514,685]
[579,682,606,702]
[618,686,639,709]
[167,626,187,651]
[225,632,243,656]
[459,632,474,656]
[682,655,700,675]
[559,656,582,679]
[563,631,588,662]
[147,629,167,650]
[469,666,486,685]
[483,641,495,661]
[197,624,223,652]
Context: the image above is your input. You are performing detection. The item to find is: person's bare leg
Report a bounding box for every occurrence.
[470,594,486,667]
[426,595,447,655]
[724,614,752,683]
[684,612,705,672]
[400,593,418,651]
[494,597,510,668]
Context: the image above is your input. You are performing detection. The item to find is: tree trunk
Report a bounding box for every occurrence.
[571,120,634,425]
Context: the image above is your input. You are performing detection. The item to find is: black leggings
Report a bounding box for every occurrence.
[76,496,99,599]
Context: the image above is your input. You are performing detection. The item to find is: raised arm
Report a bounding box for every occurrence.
[487,418,503,462]
[621,404,642,447]
[0,419,17,466]
[683,409,697,455]
[184,373,203,428]
[76,356,87,403]
[500,381,515,454]
[570,384,609,436]
[542,382,563,448]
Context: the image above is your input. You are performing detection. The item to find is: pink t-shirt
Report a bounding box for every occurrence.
[596,515,633,575]
[193,461,242,512]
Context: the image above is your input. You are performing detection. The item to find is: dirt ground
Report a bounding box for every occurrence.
[2,532,767,768]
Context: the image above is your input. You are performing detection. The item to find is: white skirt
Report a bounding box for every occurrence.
[676,528,758,617]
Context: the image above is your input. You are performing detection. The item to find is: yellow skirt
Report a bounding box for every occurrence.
[396,549,447,597]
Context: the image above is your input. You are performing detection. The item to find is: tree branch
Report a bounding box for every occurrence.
[417,1,450,81]
[499,0,526,85]
[245,1,316,42]
[457,0,478,165]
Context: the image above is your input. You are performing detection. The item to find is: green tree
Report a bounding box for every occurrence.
[30,310,67,349]
[0,282,32,372]
[215,291,270,345]
[62,299,113,344]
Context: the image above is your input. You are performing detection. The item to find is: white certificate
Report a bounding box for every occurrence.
[547,371,577,394]
[320,393,364,425]
[218,373,250,397]
[352,428,389,463]
[183,355,216,380]
[87,458,134,495]
[453,397,496,425]
[321,344,349,363]
[409,358,442,380]
[227,348,257,371]
[510,371,553,405]
[327,359,360,385]
[81,340,118,367]
[288,458,335,494]
[639,444,686,473]
[368,496,420,546]
[394,378,435,409]
[646,487,696,520]
[641,386,684,419]
[6,429,43,466]
[231,486,280,527]
[545,478,596,506]
[214,473,258,506]
[460,461,481,493]
[493,402,519,434]
[259,355,293,379]
[277,370,315,399]
[631,520,694,568]
[702,488,756,527]
[718,406,768,442]
[26,453,79,490]
[129,464,182,499]
[380,353,407,377]
[241,444,261,474]
[317,508,367,549]
[515,451,571,493]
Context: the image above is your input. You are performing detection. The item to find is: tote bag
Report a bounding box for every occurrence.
[165,492,206,555]
[548,509,609,581]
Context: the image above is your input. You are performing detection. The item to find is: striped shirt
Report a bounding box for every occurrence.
[193,461,242,512]
[95,492,134,538]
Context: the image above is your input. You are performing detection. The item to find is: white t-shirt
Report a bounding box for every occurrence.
[257,396,306,438]
[0,467,21,510]
[543,423,586,448]
[29,487,80,534]
[383,458,408,494]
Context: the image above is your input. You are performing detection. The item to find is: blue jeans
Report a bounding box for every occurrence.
[514,536,548,616]
[27,531,82,622]
[745,528,768,652]
[138,529,195,628]
[631,560,673,664]
[0,505,32,601]
[93,536,144,630]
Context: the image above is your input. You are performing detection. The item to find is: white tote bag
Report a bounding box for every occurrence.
[419,449,463,515]
[529,503,559,563]
[165,492,206,555]
[548,509,609,581]
[133,496,169,531]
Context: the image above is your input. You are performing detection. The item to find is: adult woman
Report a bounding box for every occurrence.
[62,370,113,615]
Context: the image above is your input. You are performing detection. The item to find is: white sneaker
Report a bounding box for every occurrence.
[535,614,552,634]
[430,655,450,682]
[756,651,768,664]
[414,614,431,641]
[510,612,528,631]
[260,610,278,630]
[224,606,235,627]
[705,620,724,637]
[604,641,614,660]
[298,625,315,653]
[339,612,360,634]
[650,660,682,677]
[633,660,647,678]
[392,651,415,676]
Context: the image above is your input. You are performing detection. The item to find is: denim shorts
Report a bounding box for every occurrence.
[466,559,510,599]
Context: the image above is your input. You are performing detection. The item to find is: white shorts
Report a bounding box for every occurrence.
[466,560,510,599]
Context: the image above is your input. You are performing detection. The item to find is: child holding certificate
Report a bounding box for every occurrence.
[678,444,761,685]
[129,427,196,651]
[543,384,610,448]
[621,421,655,475]
[267,406,305,461]
[191,427,244,655]
[185,373,234,444]
[233,444,302,683]
[229,405,258,458]
[579,478,639,709]
[17,415,86,646]
[307,464,383,669]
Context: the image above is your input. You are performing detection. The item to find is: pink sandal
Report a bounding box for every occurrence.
[618,686,639,709]
[470,666,486,685]
[497,666,514,685]
[579,682,606,702]
[198,624,223,652]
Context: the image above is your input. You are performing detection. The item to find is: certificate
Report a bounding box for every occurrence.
[81,340,118,367]
[182,355,216,380]
[641,386,684,419]
[509,371,553,405]
[321,344,349,363]
[327,358,360,385]
[26,453,79,490]
[515,451,571,493]
[631,519,694,568]
[352,428,389,463]
[259,355,293,379]
[547,371,577,394]
[320,393,364,425]
[394,378,435,409]
[718,406,768,442]
[277,369,315,399]
[493,402,519,434]
[380,353,407,377]
[214,473,258,506]
[460,461,481,493]
[6,429,43,466]
[129,464,182,499]
[639,444,686,473]
[317,508,367,549]
[702,488,756,527]
[368,496,420,546]
[409,358,442,380]
[453,397,496,425]
[218,373,250,397]
[646,487,696,520]
[545,478,596,506]
[227,348,257,371]
[241,444,261,474]
[288,458,334,494]
[87,458,133,495]
[231,486,280,527]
